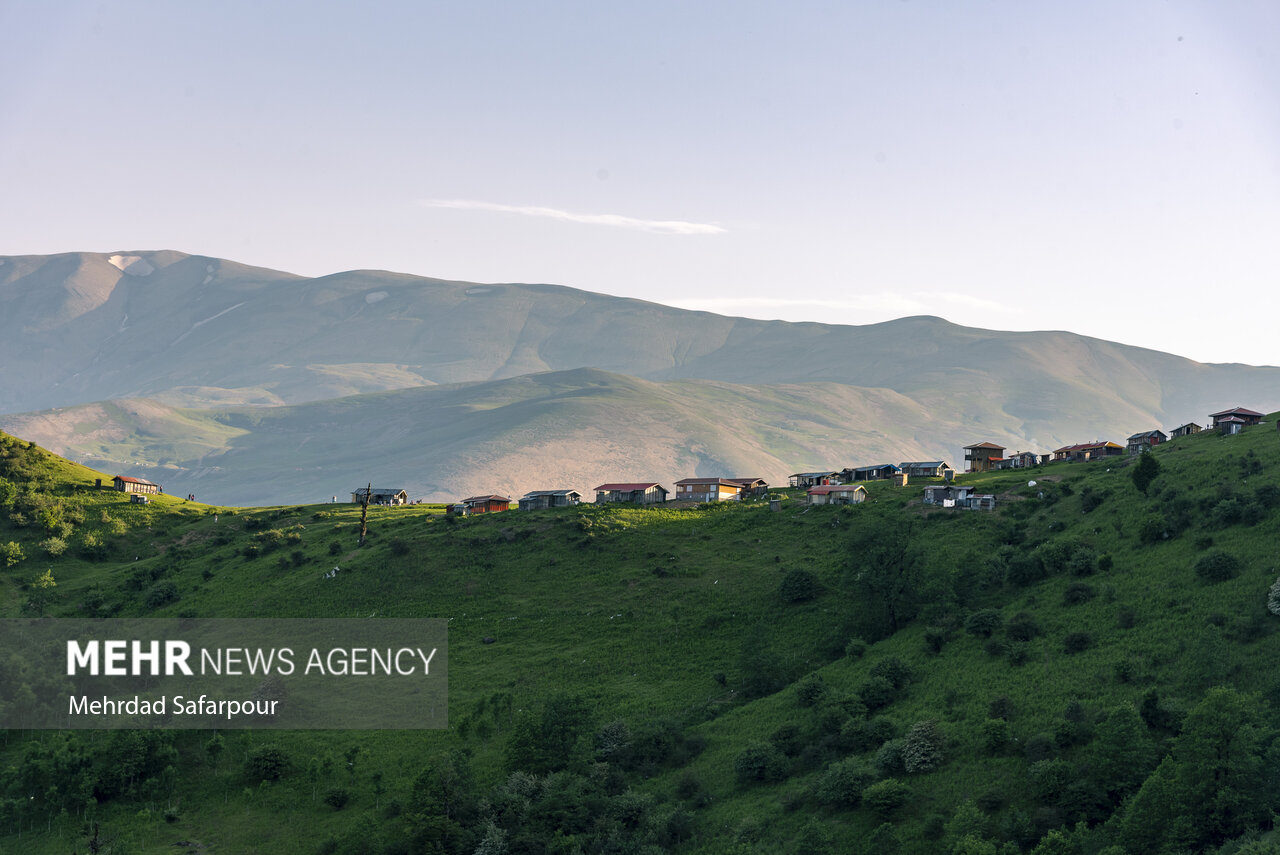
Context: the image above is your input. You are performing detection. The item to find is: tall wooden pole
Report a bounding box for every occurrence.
[358,481,371,546]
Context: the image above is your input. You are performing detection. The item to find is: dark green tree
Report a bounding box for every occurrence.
[1131,449,1160,495]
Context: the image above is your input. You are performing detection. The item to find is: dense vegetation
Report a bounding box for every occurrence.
[1,421,1280,854]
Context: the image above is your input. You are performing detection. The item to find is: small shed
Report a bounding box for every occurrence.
[807,485,868,506]
[845,464,901,482]
[923,485,976,508]
[1170,422,1202,439]
[462,495,511,514]
[789,471,840,488]
[594,483,669,504]
[518,490,582,511]
[899,461,952,479]
[351,487,409,505]
[113,475,160,495]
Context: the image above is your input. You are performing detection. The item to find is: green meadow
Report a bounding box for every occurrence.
[1,421,1279,854]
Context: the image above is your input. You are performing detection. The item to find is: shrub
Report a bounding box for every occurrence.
[245,744,291,781]
[1195,550,1241,583]
[1006,612,1041,641]
[144,581,180,609]
[779,569,818,603]
[1062,582,1096,605]
[869,656,912,690]
[964,609,1003,638]
[874,739,906,776]
[389,538,410,557]
[816,757,875,807]
[981,718,1010,754]
[323,787,350,810]
[1139,515,1168,544]
[1062,632,1092,654]
[795,674,827,708]
[858,675,897,711]
[924,625,949,654]
[39,536,67,557]
[2,541,25,567]
[862,778,911,818]
[902,720,945,773]
[845,637,868,658]
[328,540,343,556]
[734,743,787,785]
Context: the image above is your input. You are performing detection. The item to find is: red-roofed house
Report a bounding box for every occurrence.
[462,495,511,514]
[1210,407,1263,434]
[807,485,868,505]
[594,483,669,505]
[113,475,160,495]
[1051,441,1124,462]
[674,478,745,502]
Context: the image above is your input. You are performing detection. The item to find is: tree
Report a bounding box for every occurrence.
[1131,450,1160,495]
[902,719,945,773]
[845,517,925,638]
[2,541,23,568]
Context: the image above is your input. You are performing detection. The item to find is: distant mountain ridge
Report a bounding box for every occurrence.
[3,250,1279,504]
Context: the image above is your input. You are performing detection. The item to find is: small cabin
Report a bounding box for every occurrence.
[1209,407,1263,431]
[807,485,868,506]
[845,464,901,482]
[1126,430,1167,454]
[594,483,669,504]
[789,471,840,488]
[725,477,769,497]
[113,475,160,495]
[462,495,511,514]
[674,478,745,502]
[1170,422,1202,439]
[351,487,409,505]
[518,490,582,511]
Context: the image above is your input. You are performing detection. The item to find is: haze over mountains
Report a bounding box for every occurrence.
[3,250,1278,505]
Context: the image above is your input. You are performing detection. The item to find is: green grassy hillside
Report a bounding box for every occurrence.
[1,420,1279,854]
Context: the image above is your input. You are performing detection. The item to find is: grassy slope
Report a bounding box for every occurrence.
[1,420,1278,853]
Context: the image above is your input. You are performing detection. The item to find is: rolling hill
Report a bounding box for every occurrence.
[4,250,1280,505]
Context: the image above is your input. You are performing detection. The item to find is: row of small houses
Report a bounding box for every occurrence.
[350,406,1269,516]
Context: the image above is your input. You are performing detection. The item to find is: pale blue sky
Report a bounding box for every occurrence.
[2,1,1277,365]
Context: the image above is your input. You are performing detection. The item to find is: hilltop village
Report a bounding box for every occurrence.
[104,406,1269,515]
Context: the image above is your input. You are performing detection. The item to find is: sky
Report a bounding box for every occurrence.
[1,0,1277,366]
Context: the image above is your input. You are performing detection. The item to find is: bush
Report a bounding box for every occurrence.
[858,675,897,711]
[902,719,945,773]
[144,581,180,609]
[816,757,875,807]
[2,541,25,567]
[1006,612,1041,641]
[245,744,291,781]
[874,739,906,776]
[1195,550,1241,583]
[869,656,912,690]
[964,609,1003,638]
[795,674,827,707]
[779,569,818,603]
[981,718,1010,754]
[862,778,911,818]
[323,787,350,810]
[1062,582,1096,605]
[328,540,343,556]
[734,743,787,784]
[1062,631,1092,654]
[39,536,67,557]
[845,638,868,658]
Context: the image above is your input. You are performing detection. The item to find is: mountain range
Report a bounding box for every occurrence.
[3,250,1278,505]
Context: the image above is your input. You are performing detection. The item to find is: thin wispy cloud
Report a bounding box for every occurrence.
[420,199,726,235]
